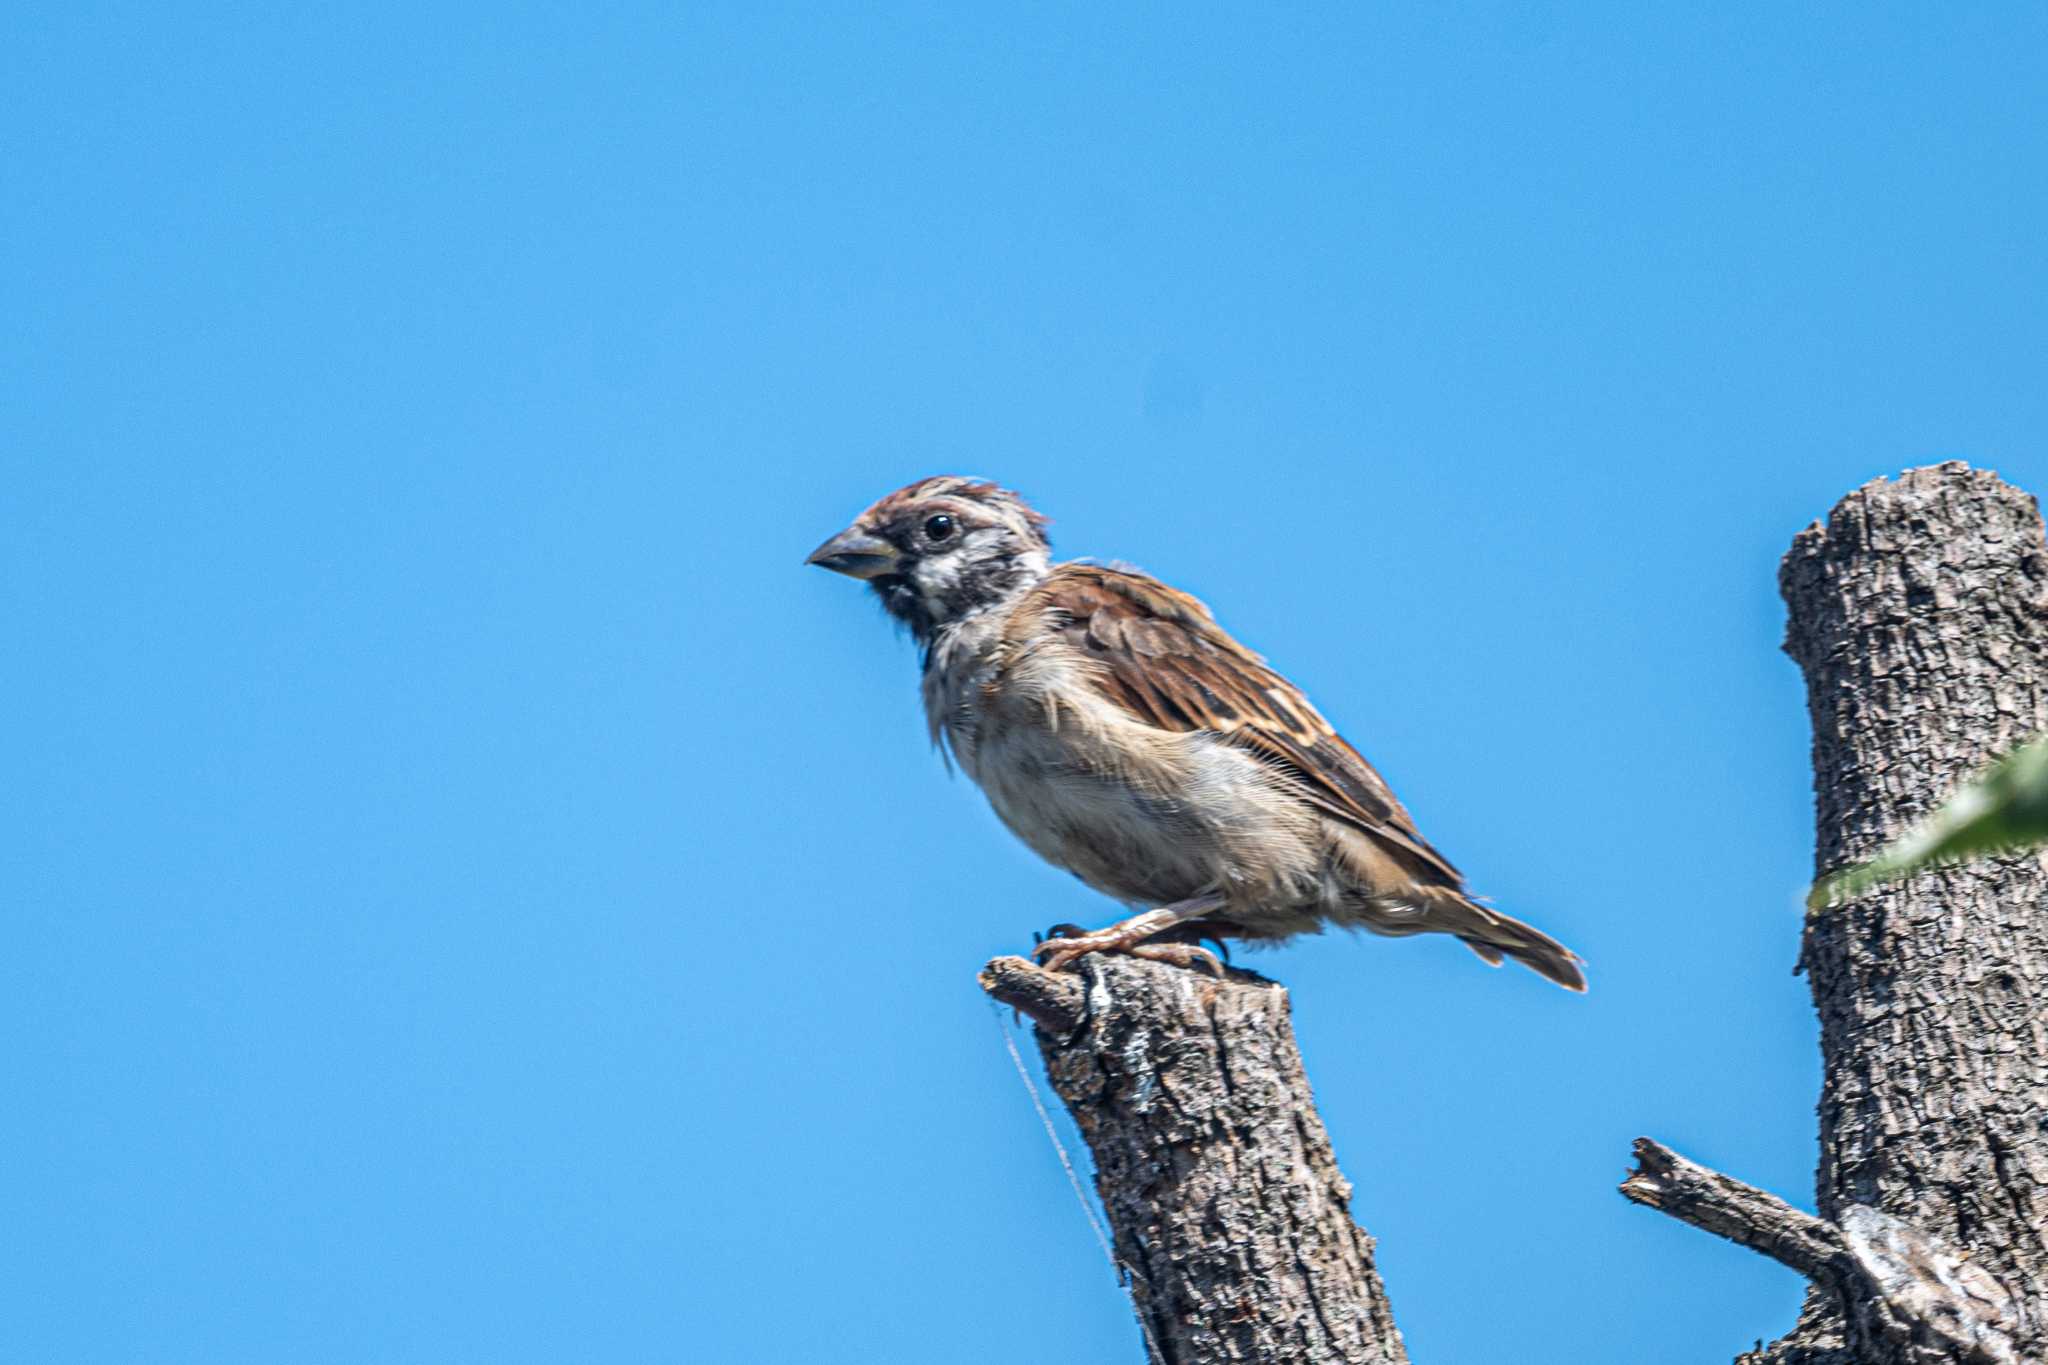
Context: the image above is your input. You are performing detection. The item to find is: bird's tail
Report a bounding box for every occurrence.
[1356,888,1587,991]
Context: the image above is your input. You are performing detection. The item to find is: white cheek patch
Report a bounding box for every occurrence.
[912,554,963,602]
[913,528,1001,597]
[911,527,1047,621]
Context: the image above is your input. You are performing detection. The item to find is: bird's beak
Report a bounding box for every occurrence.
[805,527,901,579]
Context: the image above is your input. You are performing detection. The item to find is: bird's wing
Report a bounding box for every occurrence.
[1024,562,1464,885]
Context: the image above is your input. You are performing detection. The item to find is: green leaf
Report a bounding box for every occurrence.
[1808,734,2048,910]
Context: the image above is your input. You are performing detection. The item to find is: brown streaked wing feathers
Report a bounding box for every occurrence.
[1032,564,1464,884]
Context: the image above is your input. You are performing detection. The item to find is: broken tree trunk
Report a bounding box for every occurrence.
[979,953,1408,1365]
[1626,463,2048,1365]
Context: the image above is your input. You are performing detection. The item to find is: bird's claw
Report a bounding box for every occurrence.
[1032,930,1119,973]
[1031,929,1226,978]
[1128,941,1228,977]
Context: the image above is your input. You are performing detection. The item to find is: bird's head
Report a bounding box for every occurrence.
[807,476,1052,642]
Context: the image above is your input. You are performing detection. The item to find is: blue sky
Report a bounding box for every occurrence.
[6,5,2045,1362]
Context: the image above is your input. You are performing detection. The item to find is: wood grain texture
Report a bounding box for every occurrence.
[1622,1140,2030,1365]
[981,953,1407,1365]
[1621,1138,1846,1282]
[1763,463,2048,1363]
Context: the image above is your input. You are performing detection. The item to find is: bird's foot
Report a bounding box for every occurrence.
[1152,918,1232,965]
[1032,923,1225,978]
[1125,940,1227,977]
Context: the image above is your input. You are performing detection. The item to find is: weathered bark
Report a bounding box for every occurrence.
[1629,463,2048,1364]
[1621,1138,1846,1283]
[1623,1139,2029,1365]
[980,953,1407,1365]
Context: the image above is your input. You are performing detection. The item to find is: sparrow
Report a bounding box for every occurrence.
[806,476,1586,990]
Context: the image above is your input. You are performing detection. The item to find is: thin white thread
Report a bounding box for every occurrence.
[989,998,1167,1365]
[991,1000,1116,1263]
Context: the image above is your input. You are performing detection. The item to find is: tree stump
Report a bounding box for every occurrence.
[1629,463,2048,1365]
[980,954,1407,1365]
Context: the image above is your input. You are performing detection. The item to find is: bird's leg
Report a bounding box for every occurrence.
[1033,893,1230,975]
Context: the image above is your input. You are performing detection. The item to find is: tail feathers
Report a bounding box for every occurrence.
[1356,889,1587,991]
[1459,921,1587,992]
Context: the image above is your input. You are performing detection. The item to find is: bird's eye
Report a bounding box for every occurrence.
[923,514,957,542]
